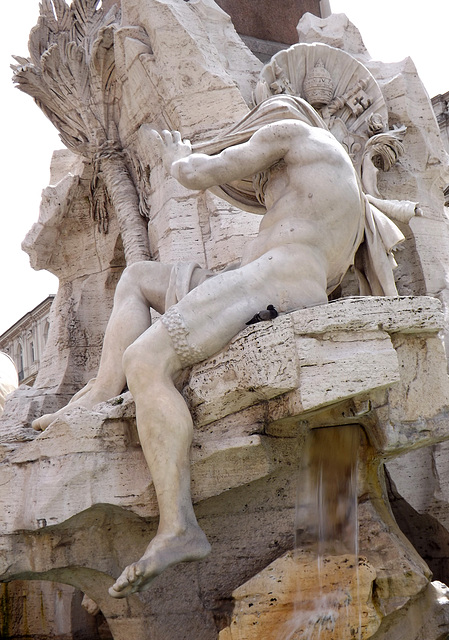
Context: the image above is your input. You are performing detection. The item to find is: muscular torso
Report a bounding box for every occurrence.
[164,118,369,353]
[173,118,365,294]
[240,125,364,284]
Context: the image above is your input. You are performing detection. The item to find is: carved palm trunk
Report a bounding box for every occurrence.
[99,153,150,264]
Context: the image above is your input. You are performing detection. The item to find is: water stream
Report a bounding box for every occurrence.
[281,425,362,640]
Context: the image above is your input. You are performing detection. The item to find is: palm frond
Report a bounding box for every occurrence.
[52,0,72,29]
[89,25,119,134]
[13,0,121,156]
[28,0,71,66]
[71,0,118,53]
[11,0,152,261]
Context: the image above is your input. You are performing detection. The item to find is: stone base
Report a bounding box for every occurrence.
[1,297,448,639]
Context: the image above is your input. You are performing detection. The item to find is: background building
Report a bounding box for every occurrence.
[0,295,54,386]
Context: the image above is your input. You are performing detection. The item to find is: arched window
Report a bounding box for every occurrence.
[43,321,50,344]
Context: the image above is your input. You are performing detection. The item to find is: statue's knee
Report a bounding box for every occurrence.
[122,337,161,384]
[115,262,148,301]
[123,326,180,390]
[122,342,147,383]
[118,262,145,287]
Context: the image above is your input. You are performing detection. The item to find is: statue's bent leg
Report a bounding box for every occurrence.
[168,244,329,359]
[109,247,328,597]
[31,261,173,431]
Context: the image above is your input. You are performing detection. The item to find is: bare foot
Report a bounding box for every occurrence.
[108,527,211,598]
[31,379,110,431]
[81,593,100,615]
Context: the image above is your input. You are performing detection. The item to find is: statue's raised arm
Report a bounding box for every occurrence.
[147,122,299,193]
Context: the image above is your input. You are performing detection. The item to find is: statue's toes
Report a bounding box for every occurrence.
[31,416,47,431]
[108,563,143,599]
[109,576,133,598]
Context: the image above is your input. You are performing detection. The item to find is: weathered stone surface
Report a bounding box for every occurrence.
[3,405,155,530]
[187,297,444,430]
[121,0,254,138]
[261,297,449,457]
[386,441,449,593]
[357,498,431,616]
[369,581,449,640]
[218,551,381,640]
[185,315,301,426]
[218,439,435,640]
[0,581,108,639]
[17,150,125,406]
[297,12,371,61]
[291,295,444,335]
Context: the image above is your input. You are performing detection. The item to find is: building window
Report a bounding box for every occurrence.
[43,321,50,344]
[17,345,24,382]
[30,341,35,363]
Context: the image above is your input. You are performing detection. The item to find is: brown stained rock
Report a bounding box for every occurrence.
[218,551,381,640]
[215,0,321,45]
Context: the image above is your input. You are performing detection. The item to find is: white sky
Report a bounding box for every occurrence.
[1,0,448,335]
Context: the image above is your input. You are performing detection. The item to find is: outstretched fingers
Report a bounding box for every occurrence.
[165,129,181,144]
[140,124,192,173]
[140,125,188,150]
[139,123,163,147]
[161,129,191,153]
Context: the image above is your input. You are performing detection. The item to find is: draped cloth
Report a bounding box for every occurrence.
[194,95,416,297]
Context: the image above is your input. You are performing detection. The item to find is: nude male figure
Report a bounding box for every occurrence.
[32,114,365,597]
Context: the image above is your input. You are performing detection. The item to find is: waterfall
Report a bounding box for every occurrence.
[281,425,362,640]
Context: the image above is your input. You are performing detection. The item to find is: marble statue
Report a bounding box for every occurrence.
[31,91,417,598]
[4,4,449,636]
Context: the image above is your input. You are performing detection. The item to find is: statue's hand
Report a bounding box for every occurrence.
[161,130,193,169]
[141,125,192,174]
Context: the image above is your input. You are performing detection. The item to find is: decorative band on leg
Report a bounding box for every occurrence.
[161,306,207,368]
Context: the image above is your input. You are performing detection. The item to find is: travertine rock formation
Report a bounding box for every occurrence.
[2,3,449,639]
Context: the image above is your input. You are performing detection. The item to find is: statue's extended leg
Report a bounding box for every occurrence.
[109,321,211,598]
[32,261,173,431]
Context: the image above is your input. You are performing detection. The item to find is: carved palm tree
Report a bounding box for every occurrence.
[11,0,150,265]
